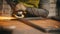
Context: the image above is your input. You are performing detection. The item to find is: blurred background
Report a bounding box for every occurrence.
[0,0,60,17]
[0,0,58,17]
[0,0,60,34]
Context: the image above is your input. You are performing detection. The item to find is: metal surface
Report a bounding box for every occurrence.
[17,18,46,32]
[0,16,60,33]
[0,19,60,34]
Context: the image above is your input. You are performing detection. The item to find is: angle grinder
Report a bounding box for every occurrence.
[13,10,26,18]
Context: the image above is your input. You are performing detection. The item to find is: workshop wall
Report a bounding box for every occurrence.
[1,0,11,17]
[0,0,57,17]
[0,0,3,16]
[40,0,57,17]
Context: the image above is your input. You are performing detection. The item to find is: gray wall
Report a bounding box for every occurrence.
[40,0,57,17]
[0,0,3,15]
[0,0,11,17]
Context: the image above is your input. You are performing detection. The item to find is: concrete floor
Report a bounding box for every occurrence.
[0,19,60,34]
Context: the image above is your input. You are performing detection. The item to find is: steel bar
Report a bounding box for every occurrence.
[17,18,47,33]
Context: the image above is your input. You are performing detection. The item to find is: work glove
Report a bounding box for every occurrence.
[13,3,26,18]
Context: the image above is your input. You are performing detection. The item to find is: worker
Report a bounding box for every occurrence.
[5,0,49,18]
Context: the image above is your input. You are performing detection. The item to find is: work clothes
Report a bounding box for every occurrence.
[5,0,39,8]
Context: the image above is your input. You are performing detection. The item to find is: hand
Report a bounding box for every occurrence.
[15,3,26,11]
